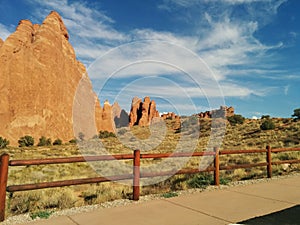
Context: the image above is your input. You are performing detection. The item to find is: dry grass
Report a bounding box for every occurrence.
[1,118,300,217]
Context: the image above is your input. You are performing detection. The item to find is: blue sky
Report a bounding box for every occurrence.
[0,0,299,118]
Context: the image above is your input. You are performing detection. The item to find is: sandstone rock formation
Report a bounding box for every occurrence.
[161,112,181,130]
[129,96,160,127]
[0,11,112,144]
[198,106,234,119]
[112,102,129,128]
[98,100,115,133]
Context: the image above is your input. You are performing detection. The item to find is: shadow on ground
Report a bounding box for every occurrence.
[239,205,300,225]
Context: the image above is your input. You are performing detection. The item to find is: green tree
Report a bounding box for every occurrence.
[18,135,34,147]
[260,119,275,130]
[227,114,245,125]
[292,108,300,120]
[0,137,9,149]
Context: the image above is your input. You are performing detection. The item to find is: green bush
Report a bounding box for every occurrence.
[53,139,62,145]
[30,210,53,219]
[227,114,245,125]
[37,136,52,146]
[18,135,34,147]
[99,130,116,139]
[260,119,275,130]
[0,137,9,149]
[261,115,270,120]
[292,108,300,120]
[161,192,178,198]
[69,139,77,144]
[187,174,214,188]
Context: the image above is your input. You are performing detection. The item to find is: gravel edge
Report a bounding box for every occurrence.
[2,172,300,225]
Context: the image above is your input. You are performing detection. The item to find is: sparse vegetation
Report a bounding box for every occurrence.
[18,135,34,147]
[0,136,9,149]
[99,130,116,138]
[2,118,300,218]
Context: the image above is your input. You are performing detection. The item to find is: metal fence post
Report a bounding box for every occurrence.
[133,150,140,201]
[0,154,9,222]
[266,145,272,178]
[214,147,220,186]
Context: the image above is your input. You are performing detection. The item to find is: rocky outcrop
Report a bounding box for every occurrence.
[198,106,235,119]
[129,97,142,127]
[112,102,129,128]
[161,112,181,130]
[0,11,111,144]
[129,96,160,127]
[99,100,114,133]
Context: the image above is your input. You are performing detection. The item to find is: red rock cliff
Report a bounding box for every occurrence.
[0,11,109,144]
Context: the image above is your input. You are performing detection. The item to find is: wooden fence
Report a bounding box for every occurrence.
[1,146,300,221]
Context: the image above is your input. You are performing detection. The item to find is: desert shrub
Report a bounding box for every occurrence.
[18,135,34,147]
[161,192,178,198]
[78,132,85,141]
[261,115,270,120]
[69,139,77,144]
[99,130,116,138]
[0,136,9,149]
[37,136,52,146]
[30,210,53,220]
[53,138,62,145]
[227,114,245,125]
[260,120,275,130]
[117,128,127,135]
[187,174,214,188]
[292,108,300,120]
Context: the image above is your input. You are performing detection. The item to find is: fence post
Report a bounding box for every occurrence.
[266,145,272,178]
[133,150,140,201]
[214,147,220,186]
[0,154,9,222]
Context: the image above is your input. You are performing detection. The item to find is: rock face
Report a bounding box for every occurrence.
[198,106,235,119]
[129,96,160,127]
[112,102,129,128]
[99,100,115,133]
[0,11,112,144]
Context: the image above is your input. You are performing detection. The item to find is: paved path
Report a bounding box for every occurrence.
[18,175,300,225]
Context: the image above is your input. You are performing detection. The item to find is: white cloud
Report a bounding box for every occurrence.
[24,0,288,106]
[0,23,11,40]
[27,0,128,61]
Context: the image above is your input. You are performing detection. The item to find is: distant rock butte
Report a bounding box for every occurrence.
[161,112,181,130]
[198,106,235,119]
[129,96,160,127]
[0,11,115,145]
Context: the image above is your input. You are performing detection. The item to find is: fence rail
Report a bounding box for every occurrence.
[1,146,300,221]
